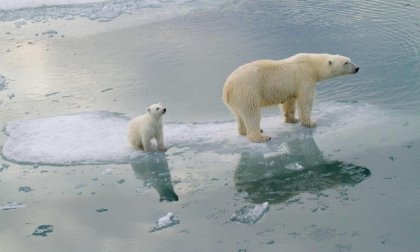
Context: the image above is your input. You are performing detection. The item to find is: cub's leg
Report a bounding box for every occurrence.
[141,136,153,152]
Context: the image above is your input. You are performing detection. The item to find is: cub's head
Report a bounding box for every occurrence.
[147,103,167,117]
[327,55,359,77]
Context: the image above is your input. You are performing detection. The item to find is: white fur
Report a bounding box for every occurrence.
[128,103,167,152]
[222,53,359,142]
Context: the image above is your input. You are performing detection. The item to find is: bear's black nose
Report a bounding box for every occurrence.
[355,67,360,73]
[163,108,167,113]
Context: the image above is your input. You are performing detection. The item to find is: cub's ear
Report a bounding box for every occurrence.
[328,60,332,66]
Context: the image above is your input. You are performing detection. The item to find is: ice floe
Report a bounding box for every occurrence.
[1,102,390,166]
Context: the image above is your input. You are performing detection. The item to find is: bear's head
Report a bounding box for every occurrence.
[147,103,167,118]
[327,55,359,77]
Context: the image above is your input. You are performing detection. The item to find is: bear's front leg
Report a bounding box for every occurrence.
[156,126,167,152]
[297,87,316,128]
[141,137,153,152]
[156,137,167,152]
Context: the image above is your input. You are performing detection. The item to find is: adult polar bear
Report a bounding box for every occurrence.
[223,53,359,142]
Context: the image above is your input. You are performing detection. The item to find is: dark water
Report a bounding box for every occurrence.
[0,0,419,251]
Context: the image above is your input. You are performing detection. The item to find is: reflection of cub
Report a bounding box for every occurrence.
[131,154,178,202]
[128,103,167,152]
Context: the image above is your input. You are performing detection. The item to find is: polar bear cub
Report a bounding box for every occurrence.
[128,103,167,152]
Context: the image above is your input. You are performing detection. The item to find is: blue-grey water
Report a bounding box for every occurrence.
[0,0,419,251]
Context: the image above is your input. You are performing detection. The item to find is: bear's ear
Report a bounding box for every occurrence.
[328,60,332,66]
[147,107,151,113]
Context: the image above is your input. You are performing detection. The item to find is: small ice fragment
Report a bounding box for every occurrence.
[268,160,275,166]
[150,212,180,232]
[32,225,53,237]
[230,202,269,224]
[285,162,304,171]
[1,202,26,210]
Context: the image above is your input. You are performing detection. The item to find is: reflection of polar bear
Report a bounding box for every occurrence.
[223,53,359,142]
[234,132,371,204]
[128,103,167,152]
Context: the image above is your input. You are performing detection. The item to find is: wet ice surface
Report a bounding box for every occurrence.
[1,103,387,165]
[150,212,180,232]
[231,202,269,224]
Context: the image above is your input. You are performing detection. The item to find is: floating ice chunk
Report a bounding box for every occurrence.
[231,202,269,224]
[285,162,304,171]
[1,202,26,210]
[150,212,180,232]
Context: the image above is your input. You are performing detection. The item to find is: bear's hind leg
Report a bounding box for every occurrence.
[241,110,271,142]
[235,113,247,136]
[282,98,298,123]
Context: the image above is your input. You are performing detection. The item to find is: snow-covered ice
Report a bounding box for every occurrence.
[150,212,180,232]
[231,202,269,224]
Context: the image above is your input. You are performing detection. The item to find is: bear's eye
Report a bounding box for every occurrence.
[156,108,159,111]
[344,62,349,65]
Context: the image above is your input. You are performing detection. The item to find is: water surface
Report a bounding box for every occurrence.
[0,0,419,251]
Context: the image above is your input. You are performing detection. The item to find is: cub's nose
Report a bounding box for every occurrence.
[355,67,360,73]
[163,108,167,113]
